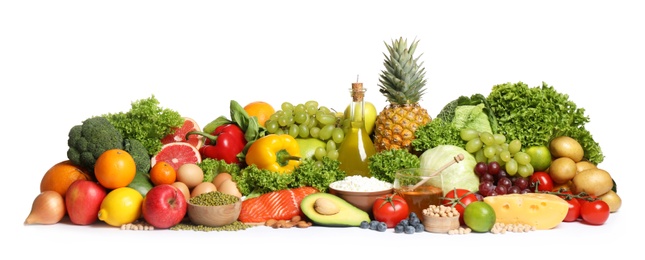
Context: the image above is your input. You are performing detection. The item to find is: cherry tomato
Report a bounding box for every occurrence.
[373,194,409,228]
[441,188,479,225]
[529,172,554,192]
[580,199,610,225]
[562,197,581,222]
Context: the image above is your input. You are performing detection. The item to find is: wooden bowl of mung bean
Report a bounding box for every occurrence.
[187,191,242,227]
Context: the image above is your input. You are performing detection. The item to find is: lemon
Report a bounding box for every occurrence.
[98,187,143,226]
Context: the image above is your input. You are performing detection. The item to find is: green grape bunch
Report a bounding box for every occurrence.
[264,101,345,162]
[460,129,534,178]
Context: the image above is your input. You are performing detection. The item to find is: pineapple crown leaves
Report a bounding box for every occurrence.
[378,37,427,105]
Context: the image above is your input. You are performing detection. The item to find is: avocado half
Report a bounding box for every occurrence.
[300,193,370,227]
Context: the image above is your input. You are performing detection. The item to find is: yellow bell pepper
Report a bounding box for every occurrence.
[245,134,302,173]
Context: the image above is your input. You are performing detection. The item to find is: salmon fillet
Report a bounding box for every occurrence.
[238,186,318,223]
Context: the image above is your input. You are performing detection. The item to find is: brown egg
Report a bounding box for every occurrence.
[171,181,190,201]
[212,172,232,189]
[176,163,204,189]
[191,182,217,198]
[218,179,242,198]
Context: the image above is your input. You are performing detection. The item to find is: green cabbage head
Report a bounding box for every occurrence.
[419,145,480,193]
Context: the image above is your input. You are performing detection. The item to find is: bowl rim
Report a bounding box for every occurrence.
[187,200,241,208]
[328,186,394,196]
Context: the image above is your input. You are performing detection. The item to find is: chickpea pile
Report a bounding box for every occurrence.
[490,223,536,234]
[422,205,459,218]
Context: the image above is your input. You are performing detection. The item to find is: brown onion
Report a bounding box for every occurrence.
[24,191,66,225]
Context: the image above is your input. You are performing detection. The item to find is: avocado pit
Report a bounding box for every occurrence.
[314,197,340,215]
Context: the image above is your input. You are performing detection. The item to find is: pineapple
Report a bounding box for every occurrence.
[373,37,432,153]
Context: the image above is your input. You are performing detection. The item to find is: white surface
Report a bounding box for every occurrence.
[1,0,642,258]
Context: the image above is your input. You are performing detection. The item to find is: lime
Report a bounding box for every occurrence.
[525,145,552,172]
[463,201,496,232]
[98,187,143,227]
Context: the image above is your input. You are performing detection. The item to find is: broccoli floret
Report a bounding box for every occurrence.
[123,138,151,173]
[67,116,124,175]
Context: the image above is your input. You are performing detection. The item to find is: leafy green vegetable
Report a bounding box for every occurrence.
[123,138,151,173]
[419,145,479,192]
[103,95,184,156]
[232,157,345,199]
[412,118,464,152]
[368,148,420,183]
[198,158,242,183]
[67,116,124,175]
[293,157,345,193]
[487,82,604,164]
[437,93,498,133]
[413,94,496,152]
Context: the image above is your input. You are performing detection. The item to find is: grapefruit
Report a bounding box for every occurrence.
[151,142,202,172]
[161,117,204,150]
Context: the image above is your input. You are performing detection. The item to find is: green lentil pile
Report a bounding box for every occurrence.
[189,191,240,206]
[170,191,251,232]
[171,221,253,232]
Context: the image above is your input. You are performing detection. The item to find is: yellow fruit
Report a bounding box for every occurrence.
[98,187,143,226]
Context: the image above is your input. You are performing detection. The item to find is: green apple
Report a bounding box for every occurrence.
[344,101,377,135]
[296,138,326,160]
[525,145,552,172]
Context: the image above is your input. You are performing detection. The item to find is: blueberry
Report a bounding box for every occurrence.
[359,221,369,229]
[404,225,415,234]
[399,219,409,227]
[394,224,404,233]
[369,220,379,230]
[415,223,424,232]
[409,217,421,226]
[409,212,418,220]
[377,222,387,232]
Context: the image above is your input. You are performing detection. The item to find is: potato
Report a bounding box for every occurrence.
[599,190,622,213]
[550,136,584,162]
[576,161,597,173]
[549,157,577,184]
[573,168,613,196]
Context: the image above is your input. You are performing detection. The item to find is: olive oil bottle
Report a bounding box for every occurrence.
[337,81,376,177]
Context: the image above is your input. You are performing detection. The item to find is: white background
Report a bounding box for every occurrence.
[1,0,643,259]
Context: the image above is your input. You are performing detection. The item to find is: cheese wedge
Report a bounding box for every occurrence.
[483,193,568,230]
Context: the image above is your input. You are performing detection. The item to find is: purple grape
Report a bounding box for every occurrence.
[494,185,507,195]
[508,186,521,194]
[497,169,509,180]
[474,162,488,176]
[480,173,494,183]
[514,177,529,190]
[497,177,512,188]
[488,161,501,175]
[479,181,495,196]
[520,188,532,194]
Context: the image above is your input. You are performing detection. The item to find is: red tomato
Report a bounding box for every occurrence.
[441,188,479,225]
[529,172,554,192]
[373,194,409,228]
[562,197,581,222]
[580,200,610,225]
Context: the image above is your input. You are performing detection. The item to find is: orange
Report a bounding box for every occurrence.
[244,101,275,127]
[94,149,137,189]
[40,160,91,198]
[149,161,177,186]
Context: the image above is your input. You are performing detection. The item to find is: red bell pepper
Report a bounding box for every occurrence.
[185,124,247,164]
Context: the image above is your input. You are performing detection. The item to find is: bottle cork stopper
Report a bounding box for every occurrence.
[351,82,364,101]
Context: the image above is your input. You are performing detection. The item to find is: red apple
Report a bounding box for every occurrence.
[65,180,107,225]
[142,184,187,228]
